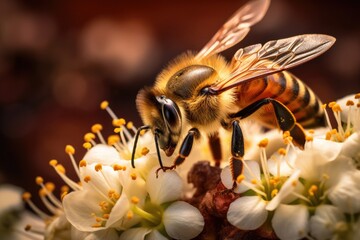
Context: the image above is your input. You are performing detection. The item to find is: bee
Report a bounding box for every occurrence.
[131,0,335,185]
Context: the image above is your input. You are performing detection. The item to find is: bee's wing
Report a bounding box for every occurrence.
[210,34,336,93]
[195,0,270,60]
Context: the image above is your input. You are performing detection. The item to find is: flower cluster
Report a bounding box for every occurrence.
[22,101,204,240]
[20,94,360,240]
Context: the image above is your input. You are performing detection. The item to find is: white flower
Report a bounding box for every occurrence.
[328,170,360,214]
[309,205,347,240]
[62,161,147,231]
[222,138,303,231]
[272,204,309,240]
[120,168,204,240]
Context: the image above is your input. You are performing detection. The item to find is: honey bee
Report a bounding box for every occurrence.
[131,0,335,185]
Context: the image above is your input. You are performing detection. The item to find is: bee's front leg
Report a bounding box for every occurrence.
[229,120,245,189]
[156,128,200,177]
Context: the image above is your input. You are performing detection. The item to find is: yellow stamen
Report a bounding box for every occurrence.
[308,129,315,134]
[61,185,69,193]
[114,127,122,133]
[141,147,150,156]
[79,159,87,167]
[126,121,134,129]
[100,101,109,110]
[112,118,126,127]
[103,213,110,219]
[22,192,32,201]
[84,176,91,183]
[328,101,336,108]
[278,148,287,155]
[321,103,327,109]
[91,124,103,133]
[83,142,92,150]
[45,182,55,192]
[113,164,123,171]
[331,103,342,112]
[258,138,269,148]
[140,129,146,136]
[131,196,140,204]
[355,93,360,99]
[65,145,75,155]
[49,159,58,166]
[84,133,96,142]
[271,189,278,198]
[308,185,318,196]
[130,173,137,180]
[250,179,257,184]
[35,177,44,185]
[306,135,314,142]
[108,135,120,145]
[346,100,355,106]
[95,164,102,172]
[92,223,102,228]
[236,174,245,184]
[127,210,134,219]
[56,164,66,174]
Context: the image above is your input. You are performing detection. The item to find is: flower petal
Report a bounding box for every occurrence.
[71,227,120,240]
[328,170,360,214]
[266,169,301,211]
[163,201,204,240]
[146,230,169,240]
[84,144,121,165]
[146,168,183,205]
[119,227,151,240]
[272,204,309,240]
[309,205,345,240]
[227,196,267,230]
[221,160,260,194]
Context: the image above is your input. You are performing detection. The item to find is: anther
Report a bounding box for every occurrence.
[130,173,137,180]
[346,100,355,106]
[79,160,87,167]
[91,124,103,133]
[131,196,140,204]
[258,138,269,148]
[100,101,109,110]
[113,164,123,171]
[84,176,91,183]
[35,177,44,185]
[271,189,278,198]
[126,121,134,129]
[49,159,58,166]
[56,164,66,174]
[306,135,314,142]
[112,118,126,127]
[278,148,287,156]
[355,93,360,99]
[83,142,92,150]
[22,192,32,201]
[108,135,120,145]
[45,182,55,192]
[65,145,75,155]
[95,164,102,172]
[84,133,96,142]
[308,185,318,196]
[141,147,150,156]
[236,174,245,184]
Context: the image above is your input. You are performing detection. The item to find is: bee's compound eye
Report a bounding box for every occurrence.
[163,103,180,129]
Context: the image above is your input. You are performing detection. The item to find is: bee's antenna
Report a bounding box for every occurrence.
[154,129,164,170]
[131,125,150,168]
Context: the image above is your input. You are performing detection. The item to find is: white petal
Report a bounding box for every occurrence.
[119,227,151,240]
[227,196,267,230]
[340,132,360,162]
[309,205,345,240]
[272,204,309,240]
[266,169,301,211]
[328,171,360,214]
[71,227,119,240]
[221,160,260,194]
[84,144,121,165]
[146,230,169,240]
[163,201,204,240]
[63,190,106,231]
[146,168,183,205]
[105,194,131,229]
[0,184,23,214]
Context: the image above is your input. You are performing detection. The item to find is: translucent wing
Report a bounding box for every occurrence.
[195,0,270,60]
[210,34,336,93]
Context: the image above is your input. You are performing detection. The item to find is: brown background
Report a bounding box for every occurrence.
[0,0,359,206]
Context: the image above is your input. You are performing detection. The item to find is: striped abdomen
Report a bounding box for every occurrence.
[236,71,324,128]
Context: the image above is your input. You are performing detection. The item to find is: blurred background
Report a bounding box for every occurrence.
[0,0,359,207]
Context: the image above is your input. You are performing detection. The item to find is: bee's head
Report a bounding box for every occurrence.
[136,87,182,156]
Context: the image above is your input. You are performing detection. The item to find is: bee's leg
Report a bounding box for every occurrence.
[208,131,222,167]
[230,120,245,189]
[230,98,306,148]
[155,128,200,177]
